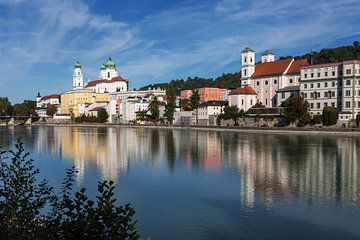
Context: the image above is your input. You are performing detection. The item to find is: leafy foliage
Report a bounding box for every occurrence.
[13,100,37,116]
[218,105,241,126]
[322,107,338,126]
[98,108,109,123]
[280,41,360,64]
[46,104,57,117]
[0,97,13,116]
[165,84,176,125]
[284,97,310,124]
[0,139,141,240]
[356,114,360,127]
[311,115,322,125]
[148,96,160,123]
[189,90,200,110]
[252,102,265,108]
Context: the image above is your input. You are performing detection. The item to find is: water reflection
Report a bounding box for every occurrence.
[1,126,360,209]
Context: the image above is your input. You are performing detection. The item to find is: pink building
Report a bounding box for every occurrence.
[180,90,193,99]
[181,88,225,103]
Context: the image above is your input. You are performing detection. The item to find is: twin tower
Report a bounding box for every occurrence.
[72,57,119,90]
[241,47,275,85]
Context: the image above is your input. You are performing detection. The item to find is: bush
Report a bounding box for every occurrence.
[311,115,322,125]
[0,139,140,240]
[322,107,338,126]
[98,108,109,123]
[356,114,360,127]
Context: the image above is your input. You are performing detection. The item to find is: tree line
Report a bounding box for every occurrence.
[0,97,37,116]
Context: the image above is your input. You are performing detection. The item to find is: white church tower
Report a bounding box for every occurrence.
[241,47,255,86]
[99,57,118,80]
[73,61,84,90]
[261,50,275,63]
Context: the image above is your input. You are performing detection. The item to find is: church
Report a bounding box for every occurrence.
[73,57,128,93]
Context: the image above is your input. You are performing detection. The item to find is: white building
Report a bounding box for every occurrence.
[108,88,166,123]
[36,93,61,117]
[228,86,258,111]
[240,47,309,108]
[73,61,84,90]
[197,101,228,125]
[276,86,300,107]
[300,60,360,119]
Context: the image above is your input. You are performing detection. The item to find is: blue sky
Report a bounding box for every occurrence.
[0,0,359,103]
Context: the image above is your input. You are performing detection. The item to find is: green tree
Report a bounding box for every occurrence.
[356,114,360,127]
[148,96,160,123]
[46,104,57,117]
[322,107,338,126]
[0,97,13,116]
[0,139,141,239]
[284,96,310,124]
[97,108,109,123]
[180,99,192,111]
[189,90,200,110]
[252,102,265,108]
[165,84,176,125]
[13,100,36,116]
[219,105,241,126]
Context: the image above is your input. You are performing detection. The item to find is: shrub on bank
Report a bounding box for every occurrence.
[311,115,322,125]
[0,139,141,240]
[322,107,338,126]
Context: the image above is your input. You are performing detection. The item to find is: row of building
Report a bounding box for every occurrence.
[36,48,360,124]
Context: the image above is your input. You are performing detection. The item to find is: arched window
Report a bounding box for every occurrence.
[265,80,268,85]
[274,79,277,84]
[244,57,247,63]
[290,78,293,83]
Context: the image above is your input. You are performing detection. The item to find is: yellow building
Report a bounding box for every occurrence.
[61,89,109,117]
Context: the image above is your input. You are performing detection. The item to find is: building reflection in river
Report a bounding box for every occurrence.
[33,127,360,208]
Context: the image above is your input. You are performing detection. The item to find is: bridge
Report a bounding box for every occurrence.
[0,116,45,126]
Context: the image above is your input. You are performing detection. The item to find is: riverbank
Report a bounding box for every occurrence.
[19,122,360,136]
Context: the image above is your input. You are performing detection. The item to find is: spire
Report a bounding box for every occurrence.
[74,61,81,69]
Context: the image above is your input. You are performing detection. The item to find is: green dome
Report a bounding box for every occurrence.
[105,57,116,69]
[74,61,81,69]
[100,63,106,70]
[242,47,254,53]
[262,50,274,55]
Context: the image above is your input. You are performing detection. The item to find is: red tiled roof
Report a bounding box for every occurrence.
[85,76,126,88]
[252,58,292,78]
[229,86,257,95]
[287,59,309,74]
[41,94,60,101]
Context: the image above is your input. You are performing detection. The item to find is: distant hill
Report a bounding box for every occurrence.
[140,41,360,93]
[280,41,360,64]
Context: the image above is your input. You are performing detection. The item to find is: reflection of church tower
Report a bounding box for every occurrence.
[73,61,84,90]
[99,57,118,80]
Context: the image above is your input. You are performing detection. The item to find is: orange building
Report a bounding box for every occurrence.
[181,88,224,103]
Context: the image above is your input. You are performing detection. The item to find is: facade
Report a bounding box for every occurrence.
[60,89,109,118]
[108,88,166,123]
[180,90,193,100]
[73,61,84,90]
[180,87,225,103]
[228,86,257,111]
[276,86,300,107]
[240,47,308,108]
[300,60,360,118]
[197,101,228,125]
[36,93,61,117]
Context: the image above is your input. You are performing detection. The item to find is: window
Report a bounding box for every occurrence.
[346,80,351,85]
[317,92,321,98]
[257,81,260,86]
[317,83,320,88]
[324,82,328,87]
[358,90,360,96]
[324,103,328,107]
[265,99,268,105]
[311,84,314,88]
[242,99,244,105]
[310,103,314,108]
[317,72,320,77]
[317,103,321,109]
[304,74,308,78]
[346,102,351,108]
[274,79,277,84]
[251,100,253,105]
[244,69,247,76]
[265,81,268,85]
[332,82,335,87]
[346,69,351,75]
[346,90,351,96]
[304,84,307,89]
[332,71,335,76]
[289,79,293,83]
[325,72,328,77]
[358,101,360,108]
[331,102,335,107]
[304,93,307,98]
[324,92,328,98]
[244,57,247,63]
[310,93,314,98]
[282,92,286,99]
[108,72,110,78]
[331,91,335,97]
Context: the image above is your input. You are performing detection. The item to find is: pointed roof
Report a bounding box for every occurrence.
[100,63,106,70]
[262,50,274,56]
[74,61,81,69]
[242,47,255,53]
[105,57,116,68]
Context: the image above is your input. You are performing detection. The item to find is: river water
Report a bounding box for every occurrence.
[0,126,360,239]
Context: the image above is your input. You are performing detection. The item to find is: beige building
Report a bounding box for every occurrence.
[60,89,109,118]
[197,101,227,125]
[300,60,360,119]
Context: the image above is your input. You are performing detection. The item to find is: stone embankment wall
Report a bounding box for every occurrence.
[219,117,280,128]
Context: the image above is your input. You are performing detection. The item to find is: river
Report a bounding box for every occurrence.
[0,126,359,239]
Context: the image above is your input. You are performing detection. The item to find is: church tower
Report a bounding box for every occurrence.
[261,50,275,63]
[99,57,118,80]
[241,47,255,86]
[73,61,84,90]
